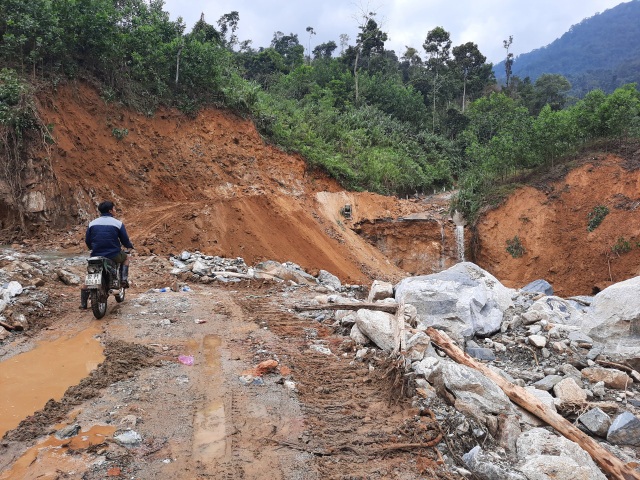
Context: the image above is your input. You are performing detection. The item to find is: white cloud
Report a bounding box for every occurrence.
[162,0,627,64]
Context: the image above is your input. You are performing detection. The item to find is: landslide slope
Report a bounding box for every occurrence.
[474,149,640,297]
[24,82,431,284]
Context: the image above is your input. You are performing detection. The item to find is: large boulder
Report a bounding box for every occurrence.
[423,359,516,423]
[395,262,514,342]
[516,428,606,479]
[580,276,640,358]
[354,309,399,352]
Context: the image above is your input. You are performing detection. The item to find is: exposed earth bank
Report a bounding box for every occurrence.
[1,81,640,479]
[2,81,639,295]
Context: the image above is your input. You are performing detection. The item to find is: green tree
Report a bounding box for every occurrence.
[463,92,534,175]
[503,35,514,88]
[351,13,388,105]
[451,41,487,112]
[241,48,286,87]
[191,13,221,43]
[529,73,572,115]
[423,27,452,131]
[0,0,64,77]
[217,11,239,49]
[312,41,337,60]
[598,83,640,140]
[532,105,577,166]
[570,88,607,141]
[305,26,316,64]
[271,32,304,71]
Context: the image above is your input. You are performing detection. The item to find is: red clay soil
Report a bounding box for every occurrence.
[8,81,640,295]
[29,81,432,285]
[474,154,640,297]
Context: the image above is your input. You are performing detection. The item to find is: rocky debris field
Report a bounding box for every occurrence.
[1,248,640,479]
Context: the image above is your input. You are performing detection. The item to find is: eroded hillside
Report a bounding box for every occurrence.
[3,81,640,295]
[475,152,640,296]
[12,82,452,285]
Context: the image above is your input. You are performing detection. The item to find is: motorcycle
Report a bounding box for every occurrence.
[84,256,127,319]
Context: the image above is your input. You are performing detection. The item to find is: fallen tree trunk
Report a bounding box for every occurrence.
[294,302,398,314]
[426,327,640,480]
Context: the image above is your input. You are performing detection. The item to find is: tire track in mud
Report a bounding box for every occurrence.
[231,288,460,480]
[203,289,316,480]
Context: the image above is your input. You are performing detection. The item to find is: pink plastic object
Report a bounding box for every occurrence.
[178,355,194,366]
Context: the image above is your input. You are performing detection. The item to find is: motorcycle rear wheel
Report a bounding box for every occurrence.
[91,290,108,319]
[115,288,125,303]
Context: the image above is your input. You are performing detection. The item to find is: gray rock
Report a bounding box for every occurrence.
[55,424,80,439]
[516,428,606,480]
[465,347,496,362]
[191,260,210,276]
[367,280,394,302]
[5,281,23,297]
[607,411,640,446]
[521,279,553,296]
[533,375,563,391]
[553,377,587,407]
[429,361,514,418]
[463,446,527,480]
[317,270,341,290]
[581,276,640,358]
[528,334,547,348]
[114,429,142,446]
[578,408,611,437]
[349,323,370,346]
[355,309,398,352]
[568,331,594,345]
[56,270,80,286]
[522,296,583,326]
[395,262,514,342]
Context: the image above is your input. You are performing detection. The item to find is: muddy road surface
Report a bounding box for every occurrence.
[0,255,458,480]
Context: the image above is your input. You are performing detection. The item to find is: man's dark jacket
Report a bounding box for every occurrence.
[85,213,134,259]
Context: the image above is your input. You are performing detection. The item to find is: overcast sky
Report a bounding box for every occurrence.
[161,0,628,64]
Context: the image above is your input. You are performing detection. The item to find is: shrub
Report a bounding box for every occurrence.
[611,236,633,255]
[587,205,609,232]
[506,235,525,258]
[112,128,128,140]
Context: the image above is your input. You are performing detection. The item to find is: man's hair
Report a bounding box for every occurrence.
[98,201,114,214]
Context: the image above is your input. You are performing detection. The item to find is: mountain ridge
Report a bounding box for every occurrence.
[494,0,640,94]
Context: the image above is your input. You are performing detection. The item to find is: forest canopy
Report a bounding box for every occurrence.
[1,0,639,223]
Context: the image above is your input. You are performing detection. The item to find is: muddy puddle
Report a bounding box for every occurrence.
[193,335,227,461]
[0,424,115,480]
[0,325,104,437]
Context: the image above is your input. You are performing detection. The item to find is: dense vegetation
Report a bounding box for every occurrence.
[1,0,639,227]
[494,0,640,96]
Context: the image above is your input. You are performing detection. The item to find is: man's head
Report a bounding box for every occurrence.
[98,201,115,214]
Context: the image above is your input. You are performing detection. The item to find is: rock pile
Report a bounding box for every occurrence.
[0,249,64,338]
[307,261,640,479]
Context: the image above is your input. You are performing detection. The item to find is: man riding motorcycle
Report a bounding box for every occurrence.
[80,201,134,309]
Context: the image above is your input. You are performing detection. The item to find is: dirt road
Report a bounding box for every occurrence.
[0,260,457,480]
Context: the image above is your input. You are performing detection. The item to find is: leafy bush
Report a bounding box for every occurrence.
[112,128,129,140]
[587,205,609,232]
[611,236,633,255]
[506,235,525,258]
